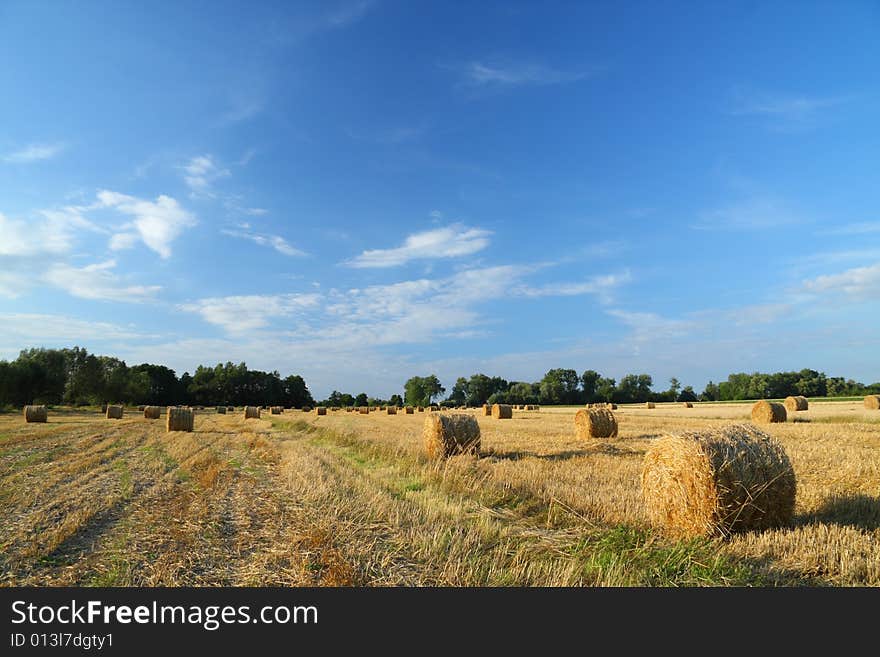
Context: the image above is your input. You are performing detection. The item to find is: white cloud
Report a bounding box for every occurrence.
[0,271,29,298]
[0,313,150,344]
[730,89,849,119]
[179,294,321,332]
[515,271,632,304]
[463,61,589,87]
[346,224,491,268]
[606,309,701,343]
[693,197,802,231]
[221,227,306,257]
[181,155,230,197]
[802,262,880,300]
[44,260,162,302]
[821,221,880,236]
[0,209,101,256]
[2,142,66,163]
[325,0,375,28]
[98,190,196,258]
[109,232,139,251]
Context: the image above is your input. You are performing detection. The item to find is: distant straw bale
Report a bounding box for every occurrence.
[751,400,786,424]
[784,396,808,412]
[491,403,512,419]
[24,405,47,423]
[166,406,194,432]
[574,408,619,439]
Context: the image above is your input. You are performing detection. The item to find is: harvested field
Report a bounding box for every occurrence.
[2,400,878,586]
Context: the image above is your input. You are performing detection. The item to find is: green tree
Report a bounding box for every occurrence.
[580,370,601,403]
[538,368,580,404]
[403,375,445,406]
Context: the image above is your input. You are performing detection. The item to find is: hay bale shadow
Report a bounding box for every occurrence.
[799,493,880,532]
[484,444,643,461]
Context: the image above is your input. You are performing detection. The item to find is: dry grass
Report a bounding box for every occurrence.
[2,400,878,586]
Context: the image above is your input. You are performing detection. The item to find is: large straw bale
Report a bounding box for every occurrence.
[642,423,796,538]
[166,406,194,432]
[423,413,481,459]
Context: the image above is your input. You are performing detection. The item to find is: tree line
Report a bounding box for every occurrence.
[2,346,877,410]
[0,347,314,408]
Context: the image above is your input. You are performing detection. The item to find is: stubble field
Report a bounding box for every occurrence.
[1,402,878,586]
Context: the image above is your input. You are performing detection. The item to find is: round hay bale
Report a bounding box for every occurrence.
[784,396,808,413]
[417,406,424,412]
[244,406,261,419]
[166,406,194,432]
[491,403,512,419]
[641,423,796,538]
[751,400,786,424]
[682,402,694,408]
[404,406,414,414]
[271,406,282,415]
[574,408,619,439]
[645,402,655,409]
[216,406,227,414]
[609,403,617,410]
[106,404,124,419]
[482,404,491,416]
[143,406,161,420]
[359,406,369,414]
[137,405,145,411]
[315,407,327,416]
[864,395,880,410]
[386,406,397,415]
[227,406,235,412]
[24,405,47,423]
[423,413,481,459]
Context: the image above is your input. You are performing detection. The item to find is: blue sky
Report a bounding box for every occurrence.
[1,1,879,398]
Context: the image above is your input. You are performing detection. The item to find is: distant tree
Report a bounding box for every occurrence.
[389,394,403,407]
[581,370,601,403]
[668,377,681,402]
[355,393,368,406]
[447,377,468,405]
[679,386,698,402]
[596,377,617,402]
[538,368,580,404]
[701,381,719,401]
[404,374,445,406]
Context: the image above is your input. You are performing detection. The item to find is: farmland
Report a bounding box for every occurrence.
[1,402,879,586]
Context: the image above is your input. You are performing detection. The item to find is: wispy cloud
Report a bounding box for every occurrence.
[693,197,803,231]
[325,0,375,28]
[221,226,306,257]
[181,264,628,353]
[730,89,849,119]
[44,260,162,303]
[461,60,591,88]
[0,209,101,256]
[98,190,197,259]
[346,224,491,268]
[181,155,230,197]
[179,293,321,332]
[0,314,152,351]
[819,221,880,236]
[606,309,700,343]
[515,271,632,304]
[2,142,66,163]
[802,261,880,300]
